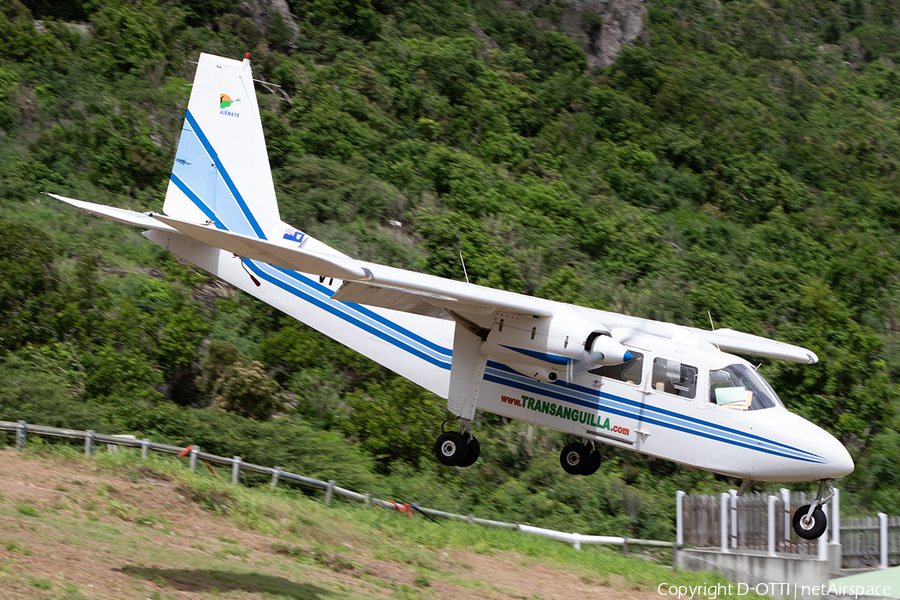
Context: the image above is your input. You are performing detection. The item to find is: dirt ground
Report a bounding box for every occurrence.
[0,449,666,600]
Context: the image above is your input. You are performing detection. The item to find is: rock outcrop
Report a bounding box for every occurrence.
[557,0,648,68]
[236,0,300,47]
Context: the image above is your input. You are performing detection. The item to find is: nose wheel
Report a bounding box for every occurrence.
[791,479,834,540]
[793,504,827,540]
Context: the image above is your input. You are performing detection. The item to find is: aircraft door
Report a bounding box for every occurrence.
[639,355,709,468]
[583,350,645,449]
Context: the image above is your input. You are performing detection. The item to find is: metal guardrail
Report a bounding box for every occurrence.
[0,420,674,551]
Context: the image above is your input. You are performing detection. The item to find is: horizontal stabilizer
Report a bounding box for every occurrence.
[51,194,553,319]
[47,194,178,233]
[149,214,370,281]
[691,328,818,364]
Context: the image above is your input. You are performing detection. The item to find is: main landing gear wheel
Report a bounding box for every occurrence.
[792,504,827,540]
[560,442,589,475]
[457,436,481,468]
[434,431,468,466]
[581,447,602,476]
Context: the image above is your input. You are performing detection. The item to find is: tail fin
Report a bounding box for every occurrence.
[164,53,281,240]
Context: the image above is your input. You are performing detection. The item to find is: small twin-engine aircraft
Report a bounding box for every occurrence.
[50,52,853,540]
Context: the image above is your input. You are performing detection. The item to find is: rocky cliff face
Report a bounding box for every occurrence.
[557,0,648,69]
[236,0,300,47]
[235,0,644,68]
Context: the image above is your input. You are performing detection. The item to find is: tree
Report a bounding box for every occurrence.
[0,220,58,352]
[197,342,285,420]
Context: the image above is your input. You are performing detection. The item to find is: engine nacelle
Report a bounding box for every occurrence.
[480,307,632,378]
[585,331,635,367]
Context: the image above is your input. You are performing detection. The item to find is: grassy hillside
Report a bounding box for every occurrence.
[0,0,899,537]
[0,446,769,600]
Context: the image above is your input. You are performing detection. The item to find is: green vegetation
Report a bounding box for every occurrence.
[1,0,899,543]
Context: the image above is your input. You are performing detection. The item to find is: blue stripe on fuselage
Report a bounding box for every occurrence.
[485,362,824,463]
[245,260,452,369]
[267,266,452,358]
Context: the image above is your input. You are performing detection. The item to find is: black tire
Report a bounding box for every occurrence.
[457,436,481,468]
[792,504,828,540]
[581,448,602,476]
[560,442,588,475]
[434,431,468,466]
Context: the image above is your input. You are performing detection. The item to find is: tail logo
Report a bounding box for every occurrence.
[219,94,241,118]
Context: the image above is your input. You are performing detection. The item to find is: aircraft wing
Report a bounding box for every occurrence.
[690,328,818,364]
[151,214,553,319]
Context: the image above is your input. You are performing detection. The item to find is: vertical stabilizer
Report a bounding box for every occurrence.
[164,53,280,239]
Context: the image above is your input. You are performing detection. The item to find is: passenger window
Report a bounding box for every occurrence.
[651,358,697,399]
[588,351,643,385]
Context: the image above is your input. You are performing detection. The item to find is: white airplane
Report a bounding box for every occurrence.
[49,52,852,540]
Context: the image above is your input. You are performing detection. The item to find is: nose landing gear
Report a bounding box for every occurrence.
[434,419,480,467]
[792,479,834,540]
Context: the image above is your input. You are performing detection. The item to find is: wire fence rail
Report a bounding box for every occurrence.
[0,420,673,552]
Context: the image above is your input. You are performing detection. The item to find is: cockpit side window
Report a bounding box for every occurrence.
[709,364,781,410]
[588,351,643,385]
[651,358,697,398]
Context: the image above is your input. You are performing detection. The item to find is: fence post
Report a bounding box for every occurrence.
[189,446,199,472]
[364,493,372,506]
[879,513,888,569]
[271,466,282,488]
[232,456,242,485]
[781,488,792,552]
[676,491,685,547]
[325,480,335,504]
[832,488,840,545]
[573,533,581,550]
[141,439,150,459]
[84,430,94,456]
[720,493,730,553]
[768,495,777,557]
[730,489,738,549]
[16,420,26,451]
[818,501,829,561]
[828,490,842,578]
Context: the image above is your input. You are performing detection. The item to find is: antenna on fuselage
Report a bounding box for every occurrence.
[708,311,720,351]
[460,251,470,284]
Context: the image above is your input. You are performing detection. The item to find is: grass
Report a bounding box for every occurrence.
[14,501,38,517]
[0,443,772,600]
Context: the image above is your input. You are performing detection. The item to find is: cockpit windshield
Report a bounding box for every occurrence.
[708,364,783,411]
